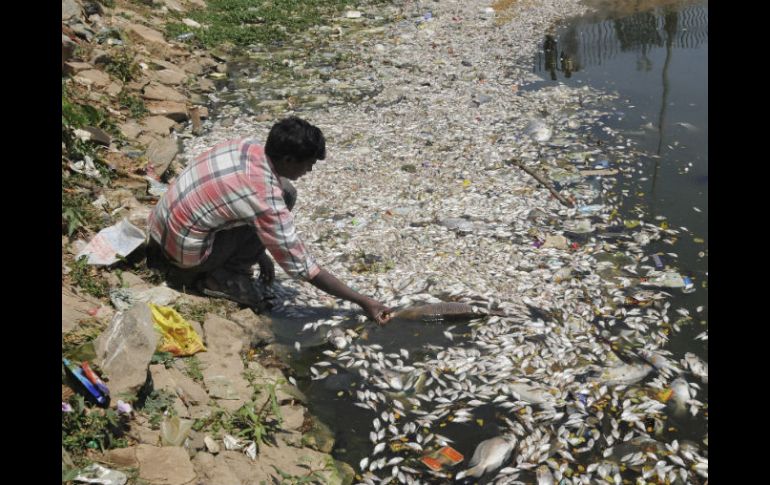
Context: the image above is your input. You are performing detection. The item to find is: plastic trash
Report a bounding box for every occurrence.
[145,176,168,197]
[160,416,193,446]
[421,446,464,471]
[69,155,102,179]
[150,304,206,357]
[63,358,108,406]
[110,286,180,312]
[175,32,195,41]
[75,219,146,266]
[641,271,693,290]
[578,204,604,215]
[74,464,127,485]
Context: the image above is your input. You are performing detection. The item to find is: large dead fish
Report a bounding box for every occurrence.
[455,434,517,480]
[391,302,501,323]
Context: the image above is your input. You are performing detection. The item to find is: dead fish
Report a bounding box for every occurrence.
[326,327,349,350]
[675,122,698,132]
[596,363,653,386]
[683,353,708,384]
[525,119,553,142]
[536,464,554,485]
[670,377,691,417]
[393,302,497,323]
[508,383,555,405]
[455,434,517,480]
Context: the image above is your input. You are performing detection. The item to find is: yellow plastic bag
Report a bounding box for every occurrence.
[149,304,206,356]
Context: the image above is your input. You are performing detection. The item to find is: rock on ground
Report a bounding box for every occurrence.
[136,445,196,485]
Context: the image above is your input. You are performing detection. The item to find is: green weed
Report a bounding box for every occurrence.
[70,256,110,298]
[62,395,129,458]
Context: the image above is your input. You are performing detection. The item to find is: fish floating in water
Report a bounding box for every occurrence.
[391,302,502,323]
[455,433,517,480]
[683,353,708,384]
[594,362,653,386]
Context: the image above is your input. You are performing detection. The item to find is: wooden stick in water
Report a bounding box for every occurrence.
[506,158,574,208]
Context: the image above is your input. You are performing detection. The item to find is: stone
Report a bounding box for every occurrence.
[70,22,95,42]
[203,436,220,454]
[161,0,185,12]
[146,136,178,176]
[125,24,171,57]
[106,81,123,97]
[143,83,187,103]
[279,404,305,431]
[90,49,111,65]
[302,417,335,454]
[102,446,139,468]
[199,352,251,405]
[94,303,158,397]
[182,18,202,28]
[203,314,247,355]
[167,367,210,405]
[81,126,111,146]
[219,440,346,485]
[192,452,242,485]
[64,61,93,76]
[151,68,187,85]
[142,115,177,135]
[119,121,143,140]
[74,69,111,88]
[186,0,206,7]
[196,78,215,92]
[136,445,196,485]
[228,309,275,345]
[134,423,161,446]
[62,35,77,69]
[149,365,190,417]
[62,286,106,334]
[63,0,83,21]
[146,101,189,121]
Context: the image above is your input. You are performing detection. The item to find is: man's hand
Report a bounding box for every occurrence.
[257,252,275,284]
[308,269,392,324]
[361,298,393,325]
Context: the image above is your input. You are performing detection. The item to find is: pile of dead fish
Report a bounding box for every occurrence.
[177,0,707,483]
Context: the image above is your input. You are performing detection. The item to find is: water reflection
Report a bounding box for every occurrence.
[534,3,707,78]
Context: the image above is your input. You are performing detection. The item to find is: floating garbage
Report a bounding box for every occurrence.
[642,271,694,290]
[75,219,146,266]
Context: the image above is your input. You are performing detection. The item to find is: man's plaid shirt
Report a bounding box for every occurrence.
[148,138,321,281]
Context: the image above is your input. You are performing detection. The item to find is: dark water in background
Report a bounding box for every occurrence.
[274,0,708,478]
[531,0,707,356]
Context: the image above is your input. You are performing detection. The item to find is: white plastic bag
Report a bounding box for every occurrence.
[76,219,146,266]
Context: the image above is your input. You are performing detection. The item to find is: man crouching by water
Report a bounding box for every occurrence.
[146,116,392,324]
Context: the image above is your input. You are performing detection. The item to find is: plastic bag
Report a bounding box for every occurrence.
[149,304,206,356]
[75,219,146,266]
[160,416,193,446]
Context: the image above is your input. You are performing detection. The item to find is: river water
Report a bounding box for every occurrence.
[211,0,708,481]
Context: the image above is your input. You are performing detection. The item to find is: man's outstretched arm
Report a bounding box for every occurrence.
[309,268,392,324]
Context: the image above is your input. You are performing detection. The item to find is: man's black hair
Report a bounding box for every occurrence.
[265,116,326,163]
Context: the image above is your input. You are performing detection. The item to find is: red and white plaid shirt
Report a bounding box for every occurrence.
[148,138,321,281]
